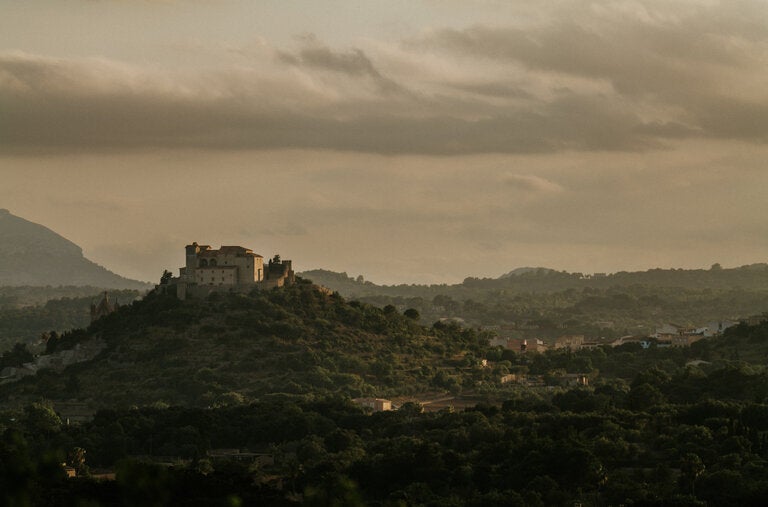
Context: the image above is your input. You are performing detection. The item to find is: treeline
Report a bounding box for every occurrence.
[302,263,768,299]
[302,266,768,336]
[351,287,768,339]
[4,375,768,505]
[0,286,141,310]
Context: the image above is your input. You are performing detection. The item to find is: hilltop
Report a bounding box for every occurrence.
[0,209,150,289]
[0,280,494,408]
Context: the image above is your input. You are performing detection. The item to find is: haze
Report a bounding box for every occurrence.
[2,0,767,284]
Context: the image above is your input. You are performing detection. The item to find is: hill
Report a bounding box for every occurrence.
[302,263,768,298]
[301,266,768,337]
[0,209,150,289]
[0,289,143,353]
[0,280,494,408]
[3,277,768,505]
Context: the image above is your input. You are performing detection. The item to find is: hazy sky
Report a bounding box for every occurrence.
[2,0,768,284]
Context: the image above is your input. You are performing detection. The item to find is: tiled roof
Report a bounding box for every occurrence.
[198,245,263,258]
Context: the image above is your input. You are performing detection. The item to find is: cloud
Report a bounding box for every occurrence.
[412,1,768,144]
[504,174,564,194]
[3,1,768,155]
[0,51,672,154]
[276,36,405,95]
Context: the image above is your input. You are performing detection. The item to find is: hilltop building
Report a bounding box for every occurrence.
[165,243,294,299]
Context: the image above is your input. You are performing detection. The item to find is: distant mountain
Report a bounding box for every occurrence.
[302,263,768,298]
[498,267,555,278]
[0,209,150,289]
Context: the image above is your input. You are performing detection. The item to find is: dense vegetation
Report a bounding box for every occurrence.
[303,266,768,337]
[0,288,142,353]
[4,323,768,505]
[2,272,768,505]
[0,280,496,408]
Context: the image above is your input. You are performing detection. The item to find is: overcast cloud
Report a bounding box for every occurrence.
[2,1,767,155]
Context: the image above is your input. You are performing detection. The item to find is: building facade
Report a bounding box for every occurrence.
[167,242,294,299]
[180,243,265,286]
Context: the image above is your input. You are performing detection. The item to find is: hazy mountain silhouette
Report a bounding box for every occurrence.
[0,209,149,289]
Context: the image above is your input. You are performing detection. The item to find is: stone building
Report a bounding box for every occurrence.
[180,243,265,286]
[167,242,294,299]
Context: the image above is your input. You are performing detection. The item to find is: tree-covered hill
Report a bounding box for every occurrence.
[5,324,768,505]
[0,289,142,353]
[0,280,494,408]
[302,263,768,299]
[302,266,768,336]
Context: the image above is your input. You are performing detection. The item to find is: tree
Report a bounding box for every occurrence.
[404,308,420,321]
[22,403,62,437]
[680,453,705,496]
[0,343,33,368]
[67,447,88,477]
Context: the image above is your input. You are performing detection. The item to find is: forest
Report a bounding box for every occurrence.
[303,266,768,338]
[1,278,768,505]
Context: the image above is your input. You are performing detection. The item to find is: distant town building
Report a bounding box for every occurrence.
[354,398,393,412]
[522,338,547,353]
[654,324,706,348]
[555,335,585,350]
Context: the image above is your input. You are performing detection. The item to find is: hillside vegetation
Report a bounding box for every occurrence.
[1,280,494,408]
[303,265,768,336]
[0,289,142,353]
[3,322,768,505]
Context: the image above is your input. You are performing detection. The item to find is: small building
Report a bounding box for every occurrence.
[522,338,547,353]
[562,373,590,386]
[354,398,392,412]
[207,449,274,466]
[555,335,584,350]
[500,373,524,384]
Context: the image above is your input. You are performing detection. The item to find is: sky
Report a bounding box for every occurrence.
[1,0,768,284]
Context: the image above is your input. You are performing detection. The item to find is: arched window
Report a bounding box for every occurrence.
[210,259,217,267]
[200,259,208,267]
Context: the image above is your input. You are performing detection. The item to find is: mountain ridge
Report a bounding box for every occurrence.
[300,262,768,295]
[0,209,150,289]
